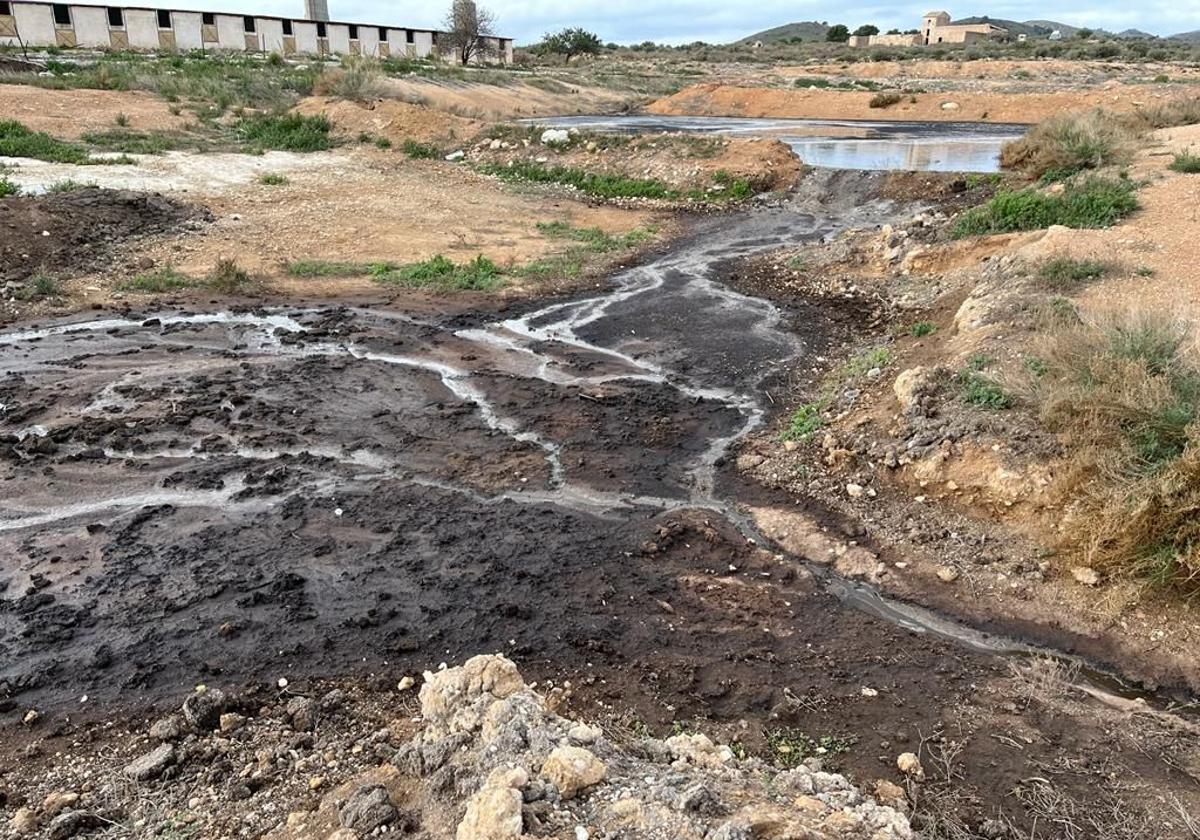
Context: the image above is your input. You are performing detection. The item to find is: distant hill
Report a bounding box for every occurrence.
[739,21,829,44]
[1170,30,1200,42]
[1115,28,1155,39]
[953,16,1050,38]
[1023,19,1081,37]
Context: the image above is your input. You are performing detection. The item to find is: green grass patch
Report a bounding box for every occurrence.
[283,258,387,277]
[952,177,1138,237]
[0,175,19,197]
[259,172,289,186]
[0,120,90,164]
[401,139,442,159]
[46,179,97,193]
[909,321,937,337]
[482,160,676,200]
[234,113,333,152]
[80,129,188,155]
[1168,151,1200,174]
[781,400,828,441]
[535,220,655,252]
[373,254,503,291]
[207,258,259,293]
[1037,257,1112,289]
[838,346,894,381]
[959,370,1013,409]
[117,266,198,293]
[15,273,62,301]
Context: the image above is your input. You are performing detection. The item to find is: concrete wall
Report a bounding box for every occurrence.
[172,10,202,49]
[126,8,159,48]
[1,1,508,62]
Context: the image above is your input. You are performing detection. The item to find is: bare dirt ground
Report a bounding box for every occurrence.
[383,75,636,119]
[649,81,1200,123]
[0,84,189,137]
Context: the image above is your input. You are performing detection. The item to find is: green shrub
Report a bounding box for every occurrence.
[16,273,61,300]
[1000,109,1134,179]
[234,113,333,152]
[207,258,258,293]
[374,255,504,291]
[284,258,383,277]
[0,175,19,197]
[0,120,90,163]
[401,138,441,159]
[259,172,289,185]
[321,56,384,102]
[536,221,654,252]
[80,129,185,154]
[952,178,1138,237]
[46,179,97,193]
[960,371,1013,408]
[1168,151,1200,174]
[781,401,827,441]
[909,321,937,337]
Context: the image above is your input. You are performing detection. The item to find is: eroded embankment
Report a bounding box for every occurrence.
[3,173,1200,836]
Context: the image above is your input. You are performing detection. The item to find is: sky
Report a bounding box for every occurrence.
[70,0,1200,42]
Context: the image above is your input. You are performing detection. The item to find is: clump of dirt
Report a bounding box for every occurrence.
[0,188,206,286]
[295,95,483,144]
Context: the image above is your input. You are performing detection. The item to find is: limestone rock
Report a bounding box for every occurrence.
[149,714,185,741]
[540,128,570,146]
[893,366,931,412]
[541,746,606,800]
[419,655,525,738]
[457,767,526,840]
[42,791,79,818]
[8,807,38,835]
[1071,566,1100,586]
[665,733,734,768]
[874,779,907,810]
[897,752,925,780]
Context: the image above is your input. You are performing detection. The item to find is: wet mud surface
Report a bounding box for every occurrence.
[0,187,206,285]
[3,175,1199,835]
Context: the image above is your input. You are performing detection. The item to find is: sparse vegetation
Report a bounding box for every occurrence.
[233,113,334,153]
[1028,309,1200,592]
[952,177,1139,237]
[80,129,188,155]
[259,172,289,186]
[374,254,504,291]
[319,56,385,102]
[284,259,387,277]
[207,258,259,293]
[117,266,197,293]
[16,273,62,301]
[401,139,442,159]
[0,119,90,164]
[765,728,856,769]
[1001,109,1134,179]
[482,159,676,199]
[1037,257,1113,289]
[781,400,828,441]
[0,175,19,197]
[910,321,937,337]
[46,179,97,193]
[1168,150,1200,174]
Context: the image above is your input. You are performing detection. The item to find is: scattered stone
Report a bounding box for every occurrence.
[42,791,79,817]
[181,686,226,730]
[22,709,39,726]
[846,482,866,498]
[287,696,318,732]
[397,675,416,692]
[897,752,925,780]
[124,743,175,781]
[1070,566,1100,586]
[540,128,570,146]
[936,566,960,583]
[541,746,607,800]
[444,150,466,162]
[47,810,96,840]
[149,714,185,741]
[940,101,961,110]
[567,723,601,745]
[8,807,38,835]
[219,712,246,733]
[338,784,398,834]
[874,779,907,810]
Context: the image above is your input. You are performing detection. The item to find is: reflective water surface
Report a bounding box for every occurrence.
[526,114,1028,173]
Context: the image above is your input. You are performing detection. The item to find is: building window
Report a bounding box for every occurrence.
[348,24,357,39]
[431,31,438,45]
[282,18,293,35]
[0,1,14,14]
[157,9,171,28]
[378,27,387,41]
[404,29,413,43]
[243,15,255,33]
[107,7,124,27]
[202,12,215,25]
[52,4,71,25]
[316,21,326,37]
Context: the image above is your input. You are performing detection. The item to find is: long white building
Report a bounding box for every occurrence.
[0,0,513,62]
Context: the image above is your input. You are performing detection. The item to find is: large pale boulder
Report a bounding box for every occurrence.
[419,655,526,738]
[456,767,527,840]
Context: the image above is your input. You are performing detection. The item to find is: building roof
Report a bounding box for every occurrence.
[923,10,950,17]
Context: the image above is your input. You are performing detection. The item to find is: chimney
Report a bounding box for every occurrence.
[304,0,329,21]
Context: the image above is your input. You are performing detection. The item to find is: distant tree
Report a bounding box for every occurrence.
[1076,27,1094,39]
[826,24,850,42]
[886,28,901,35]
[539,27,603,62]
[854,24,880,36]
[441,0,498,65]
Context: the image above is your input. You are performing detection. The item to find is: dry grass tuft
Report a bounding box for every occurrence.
[316,56,385,102]
[1000,109,1136,179]
[1026,308,1200,591]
